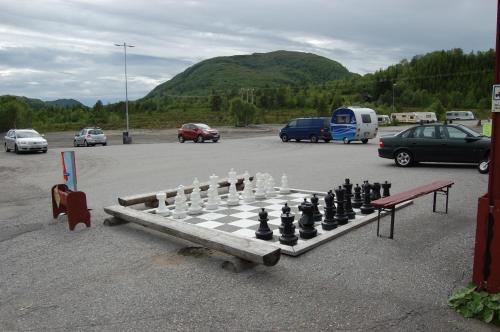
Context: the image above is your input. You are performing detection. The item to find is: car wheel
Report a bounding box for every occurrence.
[42,149,47,153]
[394,150,413,167]
[14,144,19,154]
[73,140,78,147]
[84,140,89,147]
[310,135,319,143]
[212,138,219,143]
[478,159,489,174]
[361,138,369,144]
[343,137,350,144]
[196,135,204,143]
[178,136,185,143]
[281,134,289,142]
[295,139,301,142]
[4,143,10,152]
[103,142,107,146]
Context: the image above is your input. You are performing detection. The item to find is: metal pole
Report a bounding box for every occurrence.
[124,43,129,133]
[392,83,396,112]
[489,0,500,202]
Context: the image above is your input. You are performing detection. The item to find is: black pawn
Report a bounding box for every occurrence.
[279,203,291,234]
[344,188,356,220]
[311,193,323,222]
[371,182,381,200]
[360,182,375,214]
[322,191,337,230]
[334,186,348,225]
[352,184,363,208]
[382,181,391,197]
[279,213,298,246]
[255,208,273,240]
[298,200,317,239]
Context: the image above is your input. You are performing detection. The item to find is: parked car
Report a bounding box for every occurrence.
[177,123,220,143]
[74,128,107,147]
[279,117,330,143]
[4,129,48,154]
[378,123,490,167]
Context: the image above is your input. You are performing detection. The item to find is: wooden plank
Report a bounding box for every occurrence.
[118,175,252,207]
[103,204,281,266]
[372,180,454,208]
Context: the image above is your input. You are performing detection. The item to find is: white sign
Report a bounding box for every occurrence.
[492,84,500,112]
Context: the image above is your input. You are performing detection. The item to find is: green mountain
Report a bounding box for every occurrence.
[46,99,85,108]
[146,50,355,98]
[0,95,85,109]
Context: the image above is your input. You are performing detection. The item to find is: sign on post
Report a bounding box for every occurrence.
[61,151,77,191]
[492,84,500,112]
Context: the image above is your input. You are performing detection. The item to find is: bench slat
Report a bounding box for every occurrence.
[372,180,454,208]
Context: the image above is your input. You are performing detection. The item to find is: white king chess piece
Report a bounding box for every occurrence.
[205,175,219,210]
[173,185,188,219]
[242,171,255,203]
[209,174,221,204]
[155,192,171,216]
[188,178,203,215]
[227,168,240,206]
[279,173,291,194]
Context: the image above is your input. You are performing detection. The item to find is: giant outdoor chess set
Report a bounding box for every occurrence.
[104,171,412,264]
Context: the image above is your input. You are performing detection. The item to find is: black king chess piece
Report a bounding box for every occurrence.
[382,181,391,197]
[298,200,317,239]
[360,181,375,214]
[279,212,298,245]
[255,208,273,240]
[371,182,382,201]
[352,184,363,208]
[343,179,356,219]
[322,191,337,230]
[279,203,291,234]
[334,186,348,225]
[311,193,323,222]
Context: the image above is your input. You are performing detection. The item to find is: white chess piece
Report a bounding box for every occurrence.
[227,168,239,206]
[205,176,219,210]
[279,173,291,194]
[173,185,188,219]
[209,174,221,204]
[242,171,255,203]
[188,178,203,215]
[155,192,171,216]
[254,172,266,199]
[266,174,277,197]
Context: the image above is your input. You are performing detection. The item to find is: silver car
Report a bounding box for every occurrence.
[74,128,107,147]
[4,129,48,154]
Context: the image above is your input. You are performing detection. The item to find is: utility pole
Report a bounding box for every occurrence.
[114,42,134,144]
[392,83,397,112]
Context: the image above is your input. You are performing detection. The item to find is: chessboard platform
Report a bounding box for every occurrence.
[105,188,412,258]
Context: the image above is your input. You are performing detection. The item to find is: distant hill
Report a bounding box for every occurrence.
[45,99,85,108]
[0,95,86,109]
[145,50,355,98]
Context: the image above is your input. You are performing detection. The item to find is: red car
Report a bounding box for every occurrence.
[177,123,220,143]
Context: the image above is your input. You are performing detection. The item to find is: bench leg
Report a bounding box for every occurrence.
[377,209,381,237]
[445,186,450,214]
[433,191,437,213]
[389,207,395,239]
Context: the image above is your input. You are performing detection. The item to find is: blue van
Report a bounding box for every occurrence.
[279,117,331,143]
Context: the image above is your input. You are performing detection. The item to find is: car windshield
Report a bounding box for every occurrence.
[457,125,482,137]
[16,131,41,138]
[195,124,210,129]
[89,130,103,135]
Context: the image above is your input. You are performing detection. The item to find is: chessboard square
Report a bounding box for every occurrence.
[268,218,282,226]
[290,197,308,203]
[232,228,257,238]
[288,193,310,198]
[232,204,261,212]
[251,201,272,208]
[264,198,287,204]
[229,219,260,228]
[198,212,226,221]
[215,215,241,224]
[268,210,283,218]
[266,204,286,211]
[214,224,242,233]
[232,211,258,219]
[184,217,206,224]
[197,221,224,229]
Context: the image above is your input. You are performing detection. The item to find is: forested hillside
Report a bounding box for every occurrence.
[0,48,494,132]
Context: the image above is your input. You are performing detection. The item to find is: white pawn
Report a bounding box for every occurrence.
[173,185,188,219]
[242,171,255,203]
[188,178,203,215]
[279,173,291,194]
[155,192,171,216]
[227,168,239,206]
[205,177,219,210]
[254,172,266,199]
[266,174,277,197]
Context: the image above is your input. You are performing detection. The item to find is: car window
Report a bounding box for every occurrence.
[445,126,468,139]
[196,124,210,129]
[399,128,413,138]
[288,120,297,128]
[89,130,103,135]
[436,126,446,138]
[336,115,350,124]
[361,114,371,123]
[414,126,436,139]
[16,131,41,138]
[457,125,482,137]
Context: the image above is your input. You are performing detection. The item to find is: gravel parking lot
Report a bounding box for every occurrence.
[0,128,494,331]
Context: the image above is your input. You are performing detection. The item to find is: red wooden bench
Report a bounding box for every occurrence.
[372,180,454,239]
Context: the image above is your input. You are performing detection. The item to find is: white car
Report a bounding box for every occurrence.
[4,129,48,154]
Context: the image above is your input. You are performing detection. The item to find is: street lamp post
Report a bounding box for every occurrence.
[114,42,134,143]
[392,83,397,112]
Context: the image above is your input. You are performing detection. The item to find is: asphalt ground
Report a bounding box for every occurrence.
[0,128,495,331]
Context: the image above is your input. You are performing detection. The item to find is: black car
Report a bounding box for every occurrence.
[378,123,490,167]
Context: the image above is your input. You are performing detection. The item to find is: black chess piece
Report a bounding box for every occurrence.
[322,191,337,230]
[334,186,348,225]
[372,182,381,200]
[279,203,291,234]
[344,187,356,220]
[311,193,323,222]
[298,200,317,239]
[360,181,375,214]
[279,212,298,245]
[255,208,273,240]
[298,198,308,228]
[352,184,363,208]
[382,181,391,197]
[343,178,353,196]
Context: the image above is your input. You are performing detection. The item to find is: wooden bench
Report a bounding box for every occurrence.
[372,180,454,239]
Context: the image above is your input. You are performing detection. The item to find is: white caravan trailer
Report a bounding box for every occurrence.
[390,112,437,124]
[445,111,475,121]
[330,107,378,144]
[377,114,391,125]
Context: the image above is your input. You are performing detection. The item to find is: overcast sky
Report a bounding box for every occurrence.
[0,0,496,106]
